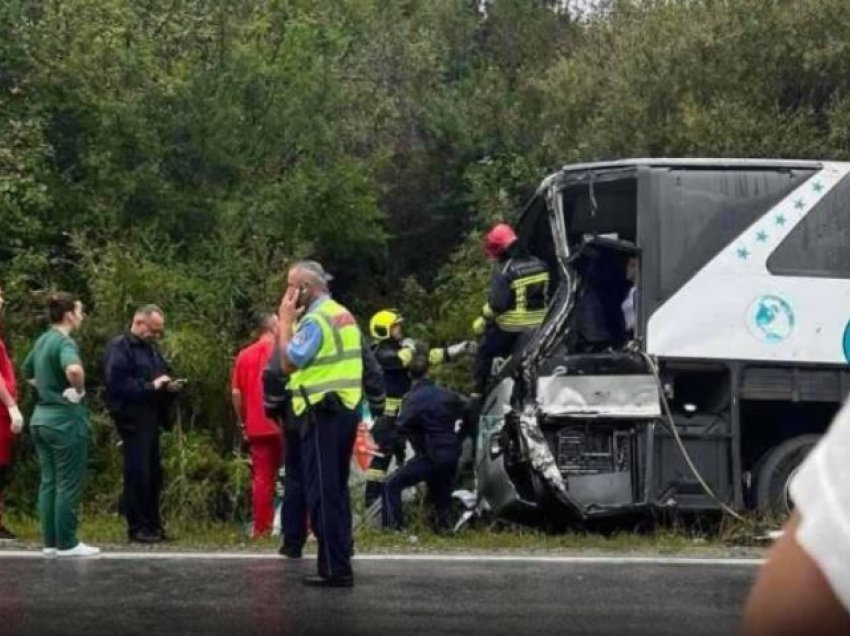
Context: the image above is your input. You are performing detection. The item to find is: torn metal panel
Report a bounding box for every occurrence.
[536,374,661,418]
[516,407,583,515]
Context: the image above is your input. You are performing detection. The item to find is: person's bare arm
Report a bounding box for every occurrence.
[742,512,850,635]
[0,375,15,408]
[65,363,85,393]
[22,349,36,388]
[231,389,244,424]
[0,373,24,432]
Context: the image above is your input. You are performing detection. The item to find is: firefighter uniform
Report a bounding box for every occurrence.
[363,310,471,508]
[473,226,550,394]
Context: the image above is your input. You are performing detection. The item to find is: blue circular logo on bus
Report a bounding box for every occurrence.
[844,319,850,363]
[747,295,795,344]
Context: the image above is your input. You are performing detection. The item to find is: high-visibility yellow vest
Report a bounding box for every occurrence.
[289,298,363,416]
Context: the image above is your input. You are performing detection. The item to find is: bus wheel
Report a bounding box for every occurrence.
[755,435,820,517]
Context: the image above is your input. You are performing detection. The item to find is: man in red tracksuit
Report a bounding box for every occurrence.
[0,284,24,540]
[231,314,283,537]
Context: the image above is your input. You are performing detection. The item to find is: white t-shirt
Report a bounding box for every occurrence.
[790,399,850,612]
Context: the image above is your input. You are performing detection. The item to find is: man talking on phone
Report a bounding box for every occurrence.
[104,305,184,543]
[277,261,363,587]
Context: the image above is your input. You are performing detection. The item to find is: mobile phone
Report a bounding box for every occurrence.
[297,284,308,304]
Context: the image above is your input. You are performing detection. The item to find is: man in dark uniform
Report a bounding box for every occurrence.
[381,353,469,533]
[364,309,472,508]
[104,305,183,543]
[472,223,550,395]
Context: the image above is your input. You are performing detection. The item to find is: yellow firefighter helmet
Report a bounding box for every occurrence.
[369,309,403,341]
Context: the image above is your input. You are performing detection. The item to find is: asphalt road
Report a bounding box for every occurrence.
[0,552,759,636]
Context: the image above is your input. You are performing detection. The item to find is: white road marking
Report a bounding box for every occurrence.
[0,550,764,565]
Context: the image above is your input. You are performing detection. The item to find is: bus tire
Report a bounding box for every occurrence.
[755,434,820,517]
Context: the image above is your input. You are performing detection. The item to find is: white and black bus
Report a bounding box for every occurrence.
[476,158,850,526]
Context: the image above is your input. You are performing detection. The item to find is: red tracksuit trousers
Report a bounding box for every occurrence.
[250,435,282,537]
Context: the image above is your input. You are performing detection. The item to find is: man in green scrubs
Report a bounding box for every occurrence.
[22,292,99,557]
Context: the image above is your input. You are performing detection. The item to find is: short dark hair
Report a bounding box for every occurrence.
[256,313,277,333]
[409,353,429,380]
[47,292,78,324]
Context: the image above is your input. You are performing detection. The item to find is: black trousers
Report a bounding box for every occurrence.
[381,455,457,532]
[280,425,308,551]
[115,408,163,536]
[474,325,519,394]
[302,402,359,580]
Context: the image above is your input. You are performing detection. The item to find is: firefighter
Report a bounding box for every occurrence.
[381,352,470,532]
[472,223,550,395]
[363,309,473,508]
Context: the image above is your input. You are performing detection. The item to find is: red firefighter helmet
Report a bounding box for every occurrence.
[484,223,517,260]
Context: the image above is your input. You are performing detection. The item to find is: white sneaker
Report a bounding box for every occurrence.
[57,542,101,557]
[43,547,57,557]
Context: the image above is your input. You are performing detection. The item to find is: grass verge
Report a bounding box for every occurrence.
[0,511,769,557]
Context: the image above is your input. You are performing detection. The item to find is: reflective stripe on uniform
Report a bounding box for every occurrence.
[385,397,403,416]
[289,298,363,415]
[509,272,549,290]
[398,347,414,366]
[496,309,548,331]
[495,270,549,331]
[311,312,362,364]
[365,468,386,482]
[297,378,363,395]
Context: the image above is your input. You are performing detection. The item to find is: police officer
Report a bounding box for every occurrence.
[104,305,182,544]
[472,223,550,395]
[364,309,473,508]
[276,260,364,587]
[265,333,385,560]
[381,353,469,532]
[262,344,306,558]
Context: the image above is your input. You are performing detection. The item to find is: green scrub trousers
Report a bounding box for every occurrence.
[31,421,89,550]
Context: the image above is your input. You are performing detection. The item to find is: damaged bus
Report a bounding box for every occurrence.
[475,158,850,526]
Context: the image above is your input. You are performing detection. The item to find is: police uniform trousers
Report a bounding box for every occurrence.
[280,422,309,553]
[115,405,163,537]
[302,398,359,580]
[381,454,458,532]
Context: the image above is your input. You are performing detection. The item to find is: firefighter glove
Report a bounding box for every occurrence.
[472,316,487,336]
[446,340,473,360]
